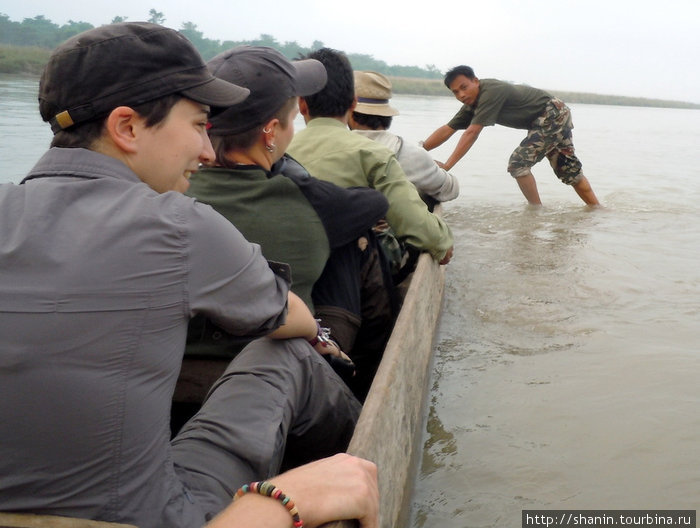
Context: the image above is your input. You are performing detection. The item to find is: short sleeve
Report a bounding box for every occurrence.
[471,83,509,127]
[447,105,474,130]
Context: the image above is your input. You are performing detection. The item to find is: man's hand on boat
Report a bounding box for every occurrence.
[439,245,454,265]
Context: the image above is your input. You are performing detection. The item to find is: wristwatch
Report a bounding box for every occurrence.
[307,320,334,348]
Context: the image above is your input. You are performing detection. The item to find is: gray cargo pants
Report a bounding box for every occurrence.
[170,336,361,521]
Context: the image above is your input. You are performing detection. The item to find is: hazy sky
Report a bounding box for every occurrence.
[3,0,699,103]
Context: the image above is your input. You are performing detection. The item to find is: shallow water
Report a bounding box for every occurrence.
[0,75,53,182]
[397,99,700,525]
[412,202,700,526]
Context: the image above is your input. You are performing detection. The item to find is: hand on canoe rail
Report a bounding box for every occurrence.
[439,245,454,265]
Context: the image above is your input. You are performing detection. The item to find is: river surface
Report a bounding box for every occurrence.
[1,74,699,525]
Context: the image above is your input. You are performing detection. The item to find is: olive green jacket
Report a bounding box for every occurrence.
[288,118,453,260]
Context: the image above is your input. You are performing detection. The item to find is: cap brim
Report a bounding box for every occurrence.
[181,76,250,108]
[292,58,328,96]
[354,101,400,117]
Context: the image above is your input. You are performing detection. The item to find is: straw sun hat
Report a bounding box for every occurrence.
[353,71,399,117]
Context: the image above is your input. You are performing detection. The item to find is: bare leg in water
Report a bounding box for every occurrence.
[572,175,600,206]
[516,171,600,206]
[515,171,542,205]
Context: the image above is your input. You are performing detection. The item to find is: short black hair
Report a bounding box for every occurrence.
[444,65,476,88]
[46,94,182,149]
[351,111,393,130]
[300,48,355,118]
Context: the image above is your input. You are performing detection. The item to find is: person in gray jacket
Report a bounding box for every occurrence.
[0,22,378,528]
[349,70,460,208]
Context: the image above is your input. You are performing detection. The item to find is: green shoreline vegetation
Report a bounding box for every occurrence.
[1,12,698,110]
[389,76,700,109]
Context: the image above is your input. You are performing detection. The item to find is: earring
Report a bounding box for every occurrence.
[263,126,274,151]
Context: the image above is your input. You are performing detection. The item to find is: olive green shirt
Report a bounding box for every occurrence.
[187,165,329,310]
[447,78,552,130]
[288,118,453,261]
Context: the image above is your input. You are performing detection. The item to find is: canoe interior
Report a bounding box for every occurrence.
[322,236,446,528]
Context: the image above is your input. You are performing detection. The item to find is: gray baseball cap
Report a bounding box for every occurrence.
[206,45,327,135]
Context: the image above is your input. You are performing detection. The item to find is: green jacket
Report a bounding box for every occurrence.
[187,156,388,311]
[188,164,328,310]
[288,118,453,260]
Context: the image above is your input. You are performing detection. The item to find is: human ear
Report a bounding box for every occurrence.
[298,98,311,122]
[104,106,142,154]
[344,96,358,122]
[262,118,280,151]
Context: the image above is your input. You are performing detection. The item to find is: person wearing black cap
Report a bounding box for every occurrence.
[0,23,378,528]
[181,46,392,401]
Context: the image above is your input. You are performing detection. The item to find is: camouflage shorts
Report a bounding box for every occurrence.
[507,98,583,185]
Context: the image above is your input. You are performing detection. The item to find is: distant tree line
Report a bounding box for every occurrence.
[2,11,698,109]
[0,14,93,48]
[0,10,442,79]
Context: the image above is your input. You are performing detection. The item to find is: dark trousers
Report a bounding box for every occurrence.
[170,337,361,521]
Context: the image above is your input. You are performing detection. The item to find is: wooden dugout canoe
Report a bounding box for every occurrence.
[322,228,447,528]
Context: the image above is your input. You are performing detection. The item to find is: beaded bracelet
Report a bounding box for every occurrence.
[233,481,303,528]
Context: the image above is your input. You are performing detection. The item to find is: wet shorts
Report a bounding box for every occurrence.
[507,98,583,185]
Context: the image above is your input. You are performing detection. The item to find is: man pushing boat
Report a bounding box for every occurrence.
[422,65,600,206]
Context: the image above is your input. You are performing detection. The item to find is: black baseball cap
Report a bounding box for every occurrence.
[39,22,250,134]
[206,45,327,135]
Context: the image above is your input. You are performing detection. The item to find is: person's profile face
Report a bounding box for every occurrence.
[133,99,215,193]
[449,75,480,106]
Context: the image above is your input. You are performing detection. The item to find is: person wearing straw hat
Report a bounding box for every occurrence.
[349,71,460,207]
[0,23,378,528]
